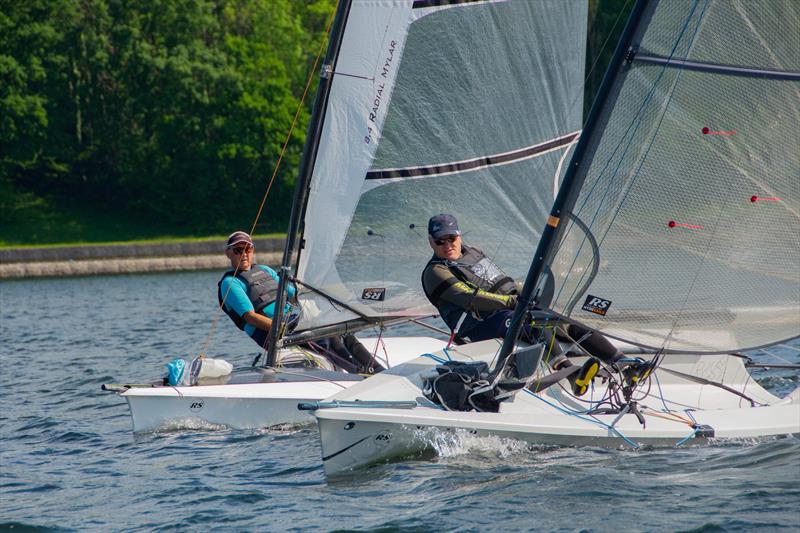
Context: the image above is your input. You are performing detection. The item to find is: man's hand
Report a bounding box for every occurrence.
[505,295,518,309]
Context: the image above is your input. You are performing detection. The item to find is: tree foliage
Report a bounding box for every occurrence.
[1,0,333,241]
[1,0,629,244]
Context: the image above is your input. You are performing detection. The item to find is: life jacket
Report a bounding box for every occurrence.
[217,267,280,330]
[422,245,516,333]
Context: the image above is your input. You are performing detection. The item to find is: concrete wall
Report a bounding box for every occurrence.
[0,238,285,279]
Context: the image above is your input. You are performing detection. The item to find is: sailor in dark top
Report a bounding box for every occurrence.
[421,214,631,396]
[218,231,381,374]
[421,214,533,343]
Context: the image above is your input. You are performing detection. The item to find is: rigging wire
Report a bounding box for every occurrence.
[523,388,641,449]
[268,366,351,390]
[466,1,637,338]
[546,0,641,307]
[564,0,635,124]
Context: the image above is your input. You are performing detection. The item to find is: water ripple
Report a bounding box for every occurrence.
[2,273,798,531]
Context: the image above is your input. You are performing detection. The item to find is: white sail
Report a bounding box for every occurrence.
[547,0,800,352]
[295,0,587,334]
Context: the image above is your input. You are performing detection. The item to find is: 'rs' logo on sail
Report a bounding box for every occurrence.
[581,295,612,316]
[361,288,386,301]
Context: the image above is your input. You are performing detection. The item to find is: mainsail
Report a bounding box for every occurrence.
[538,0,800,353]
[287,0,588,338]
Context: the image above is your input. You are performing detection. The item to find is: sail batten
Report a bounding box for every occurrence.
[365,132,580,180]
[633,53,800,80]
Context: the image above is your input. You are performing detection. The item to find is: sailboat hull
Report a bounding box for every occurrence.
[313,340,800,476]
[113,336,446,433]
[123,372,360,432]
[317,400,800,476]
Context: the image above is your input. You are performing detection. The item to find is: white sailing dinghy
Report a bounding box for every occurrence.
[104,337,444,432]
[309,0,800,476]
[106,0,590,433]
[101,0,492,432]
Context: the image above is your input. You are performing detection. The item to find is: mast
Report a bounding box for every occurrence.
[266,0,353,366]
[495,0,650,369]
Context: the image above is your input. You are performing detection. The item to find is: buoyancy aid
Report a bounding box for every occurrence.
[422,245,516,333]
[217,267,280,330]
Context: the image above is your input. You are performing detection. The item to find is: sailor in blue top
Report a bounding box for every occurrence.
[218,231,381,373]
[218,231,294,346]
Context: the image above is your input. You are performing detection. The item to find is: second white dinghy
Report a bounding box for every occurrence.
[309,0,800,476]
[103,336,445,433]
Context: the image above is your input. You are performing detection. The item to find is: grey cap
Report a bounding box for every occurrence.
[427,214,461,240]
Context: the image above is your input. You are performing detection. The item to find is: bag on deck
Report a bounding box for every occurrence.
[422,361,500,412]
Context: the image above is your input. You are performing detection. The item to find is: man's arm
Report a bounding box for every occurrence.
[423,263,516,314]
[242,311,273,332]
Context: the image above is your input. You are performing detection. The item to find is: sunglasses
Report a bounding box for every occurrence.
[230,245,253,255]
[433,235,458,246]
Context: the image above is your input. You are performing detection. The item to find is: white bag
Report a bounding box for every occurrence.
[188,357,233,384]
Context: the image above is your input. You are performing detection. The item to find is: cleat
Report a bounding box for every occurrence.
[570,357,600,397]
[623,360,657,386]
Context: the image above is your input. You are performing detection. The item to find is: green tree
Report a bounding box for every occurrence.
[1,0,333,242]
[1,0,632,244]
[0,0,65,227]
[585,0,634,117]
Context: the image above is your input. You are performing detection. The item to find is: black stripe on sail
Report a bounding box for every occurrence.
[412,0,487,9]
[366,132,579,180]
[634,53,800,81]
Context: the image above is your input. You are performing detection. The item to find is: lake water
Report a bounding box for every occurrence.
[1,271,798,532]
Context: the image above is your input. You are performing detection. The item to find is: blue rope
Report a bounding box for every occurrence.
[653,372,671,412]
[524,389,641,449]
[442,347,453,361]
[675,428,698,447]
[421,352,448,364]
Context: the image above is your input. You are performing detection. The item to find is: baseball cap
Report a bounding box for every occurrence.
[226,231,253,249]
[427,214,461,240]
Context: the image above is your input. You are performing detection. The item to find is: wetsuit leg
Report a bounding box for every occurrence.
[530,326,568,369]
[342,334,384,373]
[312,337,360,373]
[566,324,620,364]
[460,310,515,342]
[461,310,560,346]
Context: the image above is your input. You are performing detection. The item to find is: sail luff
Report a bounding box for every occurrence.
[267,0,353,364]
[496,0,650,368]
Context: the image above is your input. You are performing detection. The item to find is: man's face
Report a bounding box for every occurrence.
[430,234,461,261]
[225,244,254,271]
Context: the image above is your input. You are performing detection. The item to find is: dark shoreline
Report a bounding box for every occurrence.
[0,237,284,279]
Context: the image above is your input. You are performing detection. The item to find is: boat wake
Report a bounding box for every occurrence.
[136,417,231,434]
[253,423,310,435]
[411,426,546,460]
